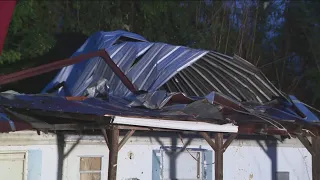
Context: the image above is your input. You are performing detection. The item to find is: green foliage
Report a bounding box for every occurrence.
[0,50,21,64]
[2,0,58,63]
[1,0,320,106]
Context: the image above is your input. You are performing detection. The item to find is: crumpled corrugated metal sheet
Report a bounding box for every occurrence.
[168,52,284,103]
[0,106,32,132]
[36,30,319,123]
[0,92,224,122]
[0,30,317,134]
[0,91,317,128]
[42,30,286,104]
[42,30,208,98]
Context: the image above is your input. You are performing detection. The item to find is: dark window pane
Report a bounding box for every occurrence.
[276,172,289,180]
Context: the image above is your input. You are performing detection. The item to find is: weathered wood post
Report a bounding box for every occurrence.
[312,136,320,180]
[215,133,224,180]
[108,126,119,180]
[297,134,320,180]
[200,132,237,180]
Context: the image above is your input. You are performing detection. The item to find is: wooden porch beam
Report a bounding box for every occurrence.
[199,132,217,151]
[297,134,320,179]
[101,128,110,149]
[0,50,137,93]
[117,125,177,132]
[200,132,238,180]
[222,133,238,152]
[118,129,135,151]
[297,134,315,156]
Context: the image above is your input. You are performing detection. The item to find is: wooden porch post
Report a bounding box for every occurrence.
[108,126,119,180]
[312,136,320,180]
[297,134,320,180]
[101,127,135,180]
[215,133,224,180]
[200,132,237,180]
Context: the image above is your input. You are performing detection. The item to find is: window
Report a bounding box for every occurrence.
[276,172,289,180]
[0,152,26,180]
[153,148,213,180]
[162,151,202,180]
[157,147,210,180]
[79,157,102,180]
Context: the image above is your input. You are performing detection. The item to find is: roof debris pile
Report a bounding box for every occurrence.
[0,30,318,134]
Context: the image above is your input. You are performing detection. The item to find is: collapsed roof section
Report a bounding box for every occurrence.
[0,30,319,134]
[36,30,319,125]
[42,30,284,104]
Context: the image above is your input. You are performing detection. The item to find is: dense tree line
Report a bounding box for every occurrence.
[1,0,320,108]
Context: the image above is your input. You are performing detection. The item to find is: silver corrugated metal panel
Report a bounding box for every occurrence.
[42,30,285,104]
[165,52,284,103]
[42,30,208,98]
[41,30,148,95]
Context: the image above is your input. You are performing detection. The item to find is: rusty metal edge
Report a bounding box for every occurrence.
[0,49,137,94]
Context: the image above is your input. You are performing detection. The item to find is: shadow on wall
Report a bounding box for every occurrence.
[56,132,82,180]
[154,134,193,180]
[137,131,214,180]
[52,130,280,180]
[54,131,213,180]
[257,138,278,180]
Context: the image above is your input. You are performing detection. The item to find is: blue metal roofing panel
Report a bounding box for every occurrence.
[30,30,318,124]
[0,91,318,126]
[41,30,289,104]
[41,31,208,97]
[289,95,319,122]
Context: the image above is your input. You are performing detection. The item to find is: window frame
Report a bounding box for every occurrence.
[78,155,103,180]
[0,151,28,180]
[158,147,210,180]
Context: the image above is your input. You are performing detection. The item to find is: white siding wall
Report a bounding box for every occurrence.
[0,131,312,180]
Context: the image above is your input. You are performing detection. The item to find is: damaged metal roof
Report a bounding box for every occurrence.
[42,30,284,104]
[0,90,316,132]
[0,30,319,133]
